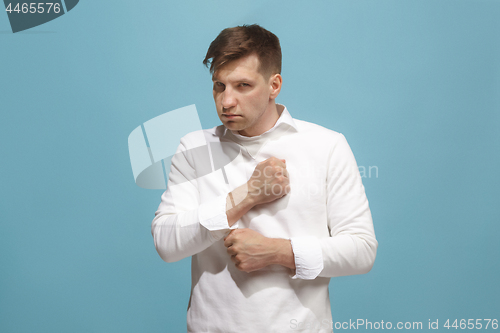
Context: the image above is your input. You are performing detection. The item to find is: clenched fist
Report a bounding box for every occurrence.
[247,157,290,206]
[224,228,296,272]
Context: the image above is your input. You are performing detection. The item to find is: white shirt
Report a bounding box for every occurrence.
[152,105,378,333]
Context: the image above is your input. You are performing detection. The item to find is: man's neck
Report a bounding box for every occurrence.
[238,102,282,137]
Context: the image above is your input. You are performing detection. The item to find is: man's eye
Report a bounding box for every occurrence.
[214,82,225,90]
[239,83,250,87]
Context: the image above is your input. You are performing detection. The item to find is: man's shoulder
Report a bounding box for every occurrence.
[178,125,225,148]
[293,118,345,141]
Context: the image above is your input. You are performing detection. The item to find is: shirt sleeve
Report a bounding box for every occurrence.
[319,133,378,277]
[289,237,324,279]
[151,137,238,263]
[289,133,378,279]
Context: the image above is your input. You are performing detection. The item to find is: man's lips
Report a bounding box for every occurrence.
[222,114,241,119]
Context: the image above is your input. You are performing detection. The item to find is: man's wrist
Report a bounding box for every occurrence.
[270,238,296,269]
[226,184,257,227]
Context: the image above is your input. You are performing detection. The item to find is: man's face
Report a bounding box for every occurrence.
[212,54,280,137]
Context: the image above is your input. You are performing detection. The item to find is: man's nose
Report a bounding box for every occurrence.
[221,89,236,109]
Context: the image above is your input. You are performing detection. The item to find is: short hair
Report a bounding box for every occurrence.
[203,24,282,77]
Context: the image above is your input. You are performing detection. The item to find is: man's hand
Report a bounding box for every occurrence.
[225,157,290,227]
[247,157,290,206]
[224,228,295,272]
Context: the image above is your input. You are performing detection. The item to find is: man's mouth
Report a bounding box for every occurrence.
[222,114,241,119]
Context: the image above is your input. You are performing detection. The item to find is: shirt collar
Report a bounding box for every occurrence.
[224,104,297,139]
[220,104,298,158]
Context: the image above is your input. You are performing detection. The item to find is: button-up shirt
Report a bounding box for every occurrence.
[152,104,377,333]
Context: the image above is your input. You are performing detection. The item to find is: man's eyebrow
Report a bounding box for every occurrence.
[211,76,256,83]
[236,78,254,83]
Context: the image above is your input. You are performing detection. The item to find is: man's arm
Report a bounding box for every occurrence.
[223,157,296,272]
[289,133,378,279]
[223,134,377,278]
[317,133,377,277]
[152,138,291,264]
[152,137,239,263]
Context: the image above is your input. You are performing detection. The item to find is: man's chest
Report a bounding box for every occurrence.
[196,136,332,237]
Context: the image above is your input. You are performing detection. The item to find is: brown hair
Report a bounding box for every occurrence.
[203,24,282,77]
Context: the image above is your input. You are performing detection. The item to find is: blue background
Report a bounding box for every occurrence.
[1,0,499,332]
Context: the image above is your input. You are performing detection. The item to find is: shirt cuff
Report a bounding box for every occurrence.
[198,194,239,240]
[289,236,324,280]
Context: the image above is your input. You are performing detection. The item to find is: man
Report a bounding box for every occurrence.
[152,24,377,332]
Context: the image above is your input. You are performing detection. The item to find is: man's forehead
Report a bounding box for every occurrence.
[213,69,273,84]
[212,69,263,83]
[212,73,263,83]
[211,54,267,80]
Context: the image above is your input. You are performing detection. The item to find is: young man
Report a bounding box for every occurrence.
[152,25,377,332]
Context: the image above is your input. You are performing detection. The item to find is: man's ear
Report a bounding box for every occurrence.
[269,74,282,100]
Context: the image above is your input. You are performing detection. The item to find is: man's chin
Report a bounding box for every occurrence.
[223,122,244,132]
